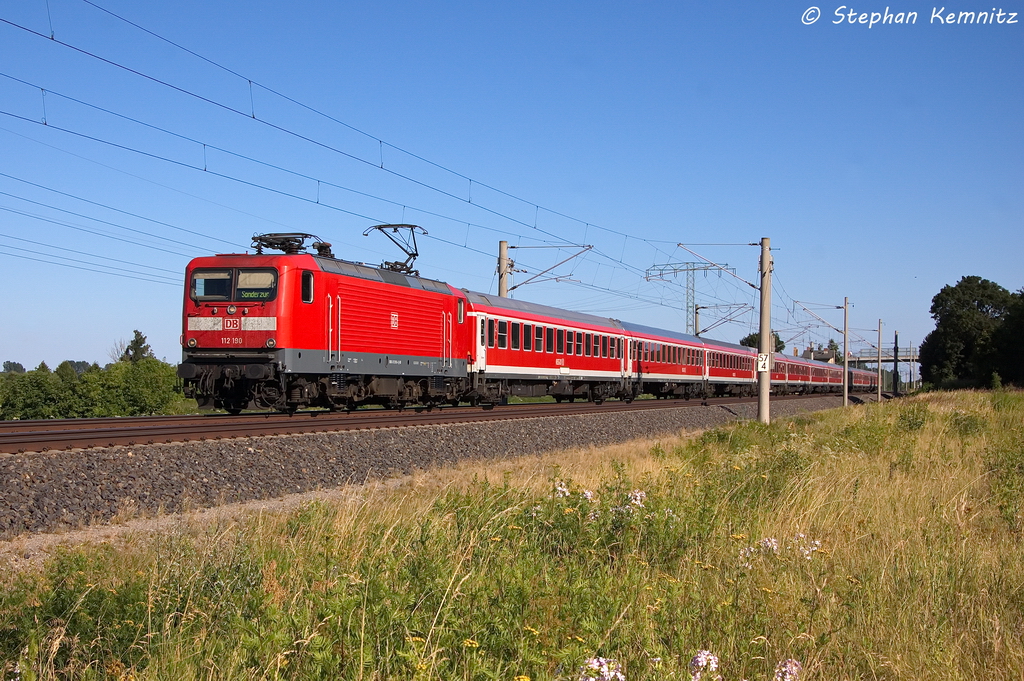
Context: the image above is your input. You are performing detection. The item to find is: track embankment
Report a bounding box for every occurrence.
[0,395,872,537]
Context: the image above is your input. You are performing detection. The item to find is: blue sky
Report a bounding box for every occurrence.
[0,0,1021,372]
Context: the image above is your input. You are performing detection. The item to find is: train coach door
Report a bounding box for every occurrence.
[474,315,487,372]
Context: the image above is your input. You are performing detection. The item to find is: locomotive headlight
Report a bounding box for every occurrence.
[266,338,276,348]
[187,338,198,348]
[227,305,237,315]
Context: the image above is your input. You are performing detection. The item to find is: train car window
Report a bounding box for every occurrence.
[235,269,278,301]
[480,318,485,345]
[557,329,565,354]
[601,335,608,358]
[498,320,508,349]
[524,324,533,351]
[584,334,591,357]
[487,319,496,348]
[191,269,232,301]
[566,331,574,355]
[576,332,583,356]
[617,338,623,359]
[457,299,465,324]
[511,322,520,350]
[546,327,554,353]
[301,271,314,304]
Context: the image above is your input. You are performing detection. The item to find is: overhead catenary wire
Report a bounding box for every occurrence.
[0,10,837,335]
[0,230,182,274]
[72,1,687,250]
[0,104,731,313]
[0,204,199,258]
[0,247,178,285]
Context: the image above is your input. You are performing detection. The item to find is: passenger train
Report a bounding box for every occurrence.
[177,233,877,413]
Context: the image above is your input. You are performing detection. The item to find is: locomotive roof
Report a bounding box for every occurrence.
[313,256,454,295]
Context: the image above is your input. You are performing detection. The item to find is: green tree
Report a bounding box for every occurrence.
[739,331,785,353]
[121,330,155,364]
[919,276,1013,387]
[991,289,1024,386]
[0,365,62,419]
[2,361,25,374]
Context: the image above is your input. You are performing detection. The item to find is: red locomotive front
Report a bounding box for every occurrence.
[178,233,473,413]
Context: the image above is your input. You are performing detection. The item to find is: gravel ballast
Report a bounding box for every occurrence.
[0,396,863,537]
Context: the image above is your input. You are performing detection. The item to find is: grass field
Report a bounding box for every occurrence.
[1,390,1022,680]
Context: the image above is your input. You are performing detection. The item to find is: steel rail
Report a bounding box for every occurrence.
[0,394,829,455]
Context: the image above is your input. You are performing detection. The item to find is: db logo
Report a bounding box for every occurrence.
[224,318,241,330]
[390,313,399,329]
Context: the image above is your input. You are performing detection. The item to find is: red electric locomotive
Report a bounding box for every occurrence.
[177,233,877,412]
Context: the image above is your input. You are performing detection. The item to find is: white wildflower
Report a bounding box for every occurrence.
[758,537,779,554]
[774,658,802,681]
[578,656,626,681]
[628,490,647,507]
[556,481,571,498]
[689,649,719,681]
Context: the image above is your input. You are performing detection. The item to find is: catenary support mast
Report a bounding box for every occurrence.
[757,237,772,424]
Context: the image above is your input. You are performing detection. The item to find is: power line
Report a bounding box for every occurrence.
[73,0,685,250]
[0,169,239,249]
[0,204,196,258]
[0,104,718,310]
[0,230,181,274]
[0,247,178,285]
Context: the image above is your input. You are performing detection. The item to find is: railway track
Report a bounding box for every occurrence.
[0,394,837,455]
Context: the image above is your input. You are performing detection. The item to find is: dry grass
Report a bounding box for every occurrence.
[2,391,1023,680]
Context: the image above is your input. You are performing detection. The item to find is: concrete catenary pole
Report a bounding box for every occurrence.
[843,296,849,407]
[694,306,701,337]
[877,319,883,401]
[757,237,772,424]
[498,240,510,297]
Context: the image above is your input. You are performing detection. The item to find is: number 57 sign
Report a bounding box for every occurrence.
[757,353,771,373]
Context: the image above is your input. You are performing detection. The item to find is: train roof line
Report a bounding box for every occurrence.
[302,253,865,371]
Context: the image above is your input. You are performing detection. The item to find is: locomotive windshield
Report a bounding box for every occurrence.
[191,268,277,302]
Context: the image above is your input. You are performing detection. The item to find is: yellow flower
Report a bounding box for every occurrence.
[563,507,576,514]
[523,625,540,636]
[490,536,503,542]
[730,533,748,540]
[416,662,429,671]
[508,524,523,530]
[407,636,425,643]
[515,676,531,681]
[732,465,742,470]
[463,638,480,648]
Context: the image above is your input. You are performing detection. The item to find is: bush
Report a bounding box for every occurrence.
[0,358,182,420]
